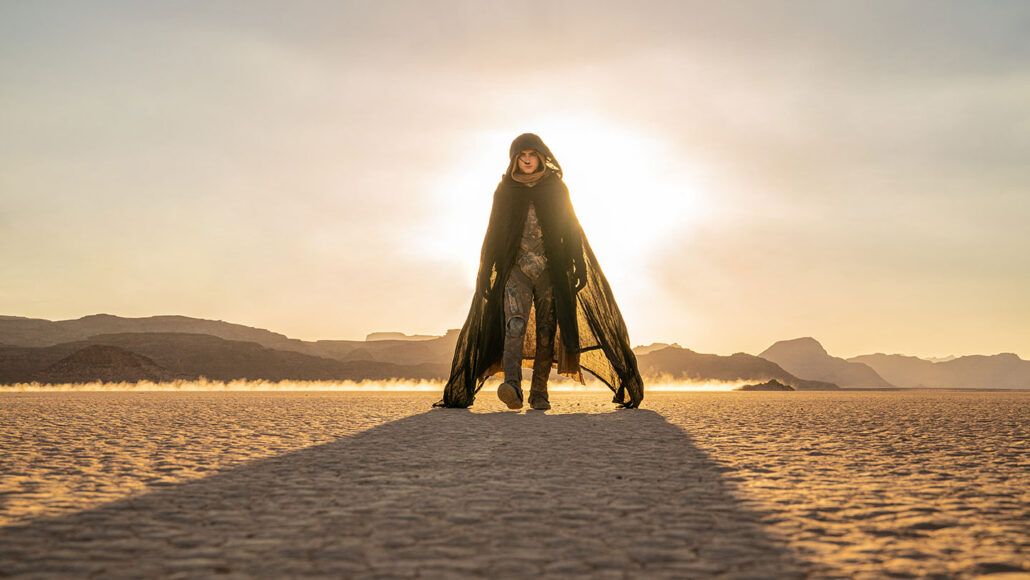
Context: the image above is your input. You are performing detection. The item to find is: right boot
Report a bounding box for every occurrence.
[497,381,524,410]
[528,389,550,410]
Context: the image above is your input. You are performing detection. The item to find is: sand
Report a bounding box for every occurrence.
[0,390,1028,579]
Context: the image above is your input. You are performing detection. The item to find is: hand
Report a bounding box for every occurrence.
[477,265,494,300]
[573,265,587,293]
[478,275,491,300]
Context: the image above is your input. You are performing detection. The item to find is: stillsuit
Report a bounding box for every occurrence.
[502,199,558,402]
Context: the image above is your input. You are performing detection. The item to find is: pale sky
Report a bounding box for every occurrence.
[2,1,1028,359]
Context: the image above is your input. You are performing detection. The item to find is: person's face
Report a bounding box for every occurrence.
[517,149,540,174]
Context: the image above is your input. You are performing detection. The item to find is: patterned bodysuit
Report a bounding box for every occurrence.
[516,202,548,280]
[503,199,558,401]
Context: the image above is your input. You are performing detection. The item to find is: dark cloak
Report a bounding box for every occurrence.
[435,133,644,408]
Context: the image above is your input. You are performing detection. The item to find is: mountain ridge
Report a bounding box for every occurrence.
[1,314,1026,388]
[759,337,893,388]
[0,332,450,384]
[849,352,1030,389]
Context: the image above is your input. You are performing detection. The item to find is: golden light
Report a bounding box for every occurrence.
[529,115,708,278]
[420,114,711,311]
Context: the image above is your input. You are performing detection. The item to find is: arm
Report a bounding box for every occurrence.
[477,189,504,298]
[560,184,587,291]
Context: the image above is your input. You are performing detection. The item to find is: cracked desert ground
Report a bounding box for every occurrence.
[1,389,1028,579]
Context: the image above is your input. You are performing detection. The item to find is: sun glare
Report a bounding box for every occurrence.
[531,116,708,279]
[421,115,710,303]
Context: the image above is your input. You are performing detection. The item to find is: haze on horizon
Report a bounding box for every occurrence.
[1,1,1027,360]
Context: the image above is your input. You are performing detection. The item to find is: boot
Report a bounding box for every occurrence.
[528,388,550,410]
[497,381,524,410]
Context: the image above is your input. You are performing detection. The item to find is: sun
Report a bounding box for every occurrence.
[525,115,708,284]
[420,114,710,303]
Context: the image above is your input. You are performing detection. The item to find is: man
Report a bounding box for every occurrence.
[495,146,560,410]
[435,133,644,410]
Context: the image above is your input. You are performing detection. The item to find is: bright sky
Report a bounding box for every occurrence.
[2,1,1028,359]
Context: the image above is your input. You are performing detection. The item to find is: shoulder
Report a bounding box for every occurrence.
[492,178,519,204]
[494,174,514,191]
[543,174,570,199]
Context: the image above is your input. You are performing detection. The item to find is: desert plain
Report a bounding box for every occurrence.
[0,388,1028,579]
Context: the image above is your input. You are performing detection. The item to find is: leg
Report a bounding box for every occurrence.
[499,268,531,409]
[529,271,556,410]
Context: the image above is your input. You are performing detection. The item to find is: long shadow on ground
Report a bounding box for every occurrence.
[0,409,805,579]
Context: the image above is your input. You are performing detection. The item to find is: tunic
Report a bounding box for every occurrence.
[516,202,548,280]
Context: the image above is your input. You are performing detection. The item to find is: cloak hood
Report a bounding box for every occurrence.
[506,132,563,179]
[435,133,644,408]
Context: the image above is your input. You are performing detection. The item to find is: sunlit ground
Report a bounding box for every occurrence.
[1,390,1027,578]
[2,378,750,392]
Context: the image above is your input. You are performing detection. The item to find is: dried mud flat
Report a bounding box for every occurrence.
[1,390,1028,579]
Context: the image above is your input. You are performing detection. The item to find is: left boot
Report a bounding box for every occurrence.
[528,389,550,410]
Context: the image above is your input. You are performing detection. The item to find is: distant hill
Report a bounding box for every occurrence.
[849,352,1030,389]
[736,379,794,391]
[0,314,460,367]
[31,344,186,384]
[634,345,839,390]
[3,314,1025,388]
[0,333,449,385]
[759,337,892,388]
[366,332,438,342]
[0,314,299,348]
[633,342,683,356]
[318,330,460,365]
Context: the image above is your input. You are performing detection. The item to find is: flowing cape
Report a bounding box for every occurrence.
[435,169,644,408]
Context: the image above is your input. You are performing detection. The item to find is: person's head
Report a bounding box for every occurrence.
[516,149,541,174]
[507,133,563,180]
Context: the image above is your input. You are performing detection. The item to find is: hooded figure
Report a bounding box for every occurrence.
[434,133,644,409]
